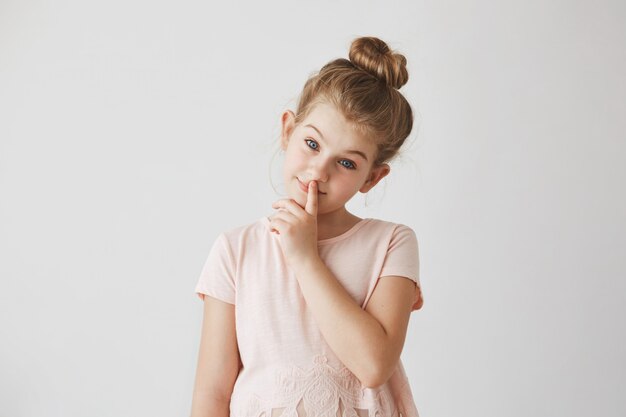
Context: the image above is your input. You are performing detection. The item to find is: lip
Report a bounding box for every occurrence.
[298,178,325,194]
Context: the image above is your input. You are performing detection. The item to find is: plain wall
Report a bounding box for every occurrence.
[1,0,624,416]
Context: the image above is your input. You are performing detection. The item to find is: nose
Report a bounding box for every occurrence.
[307,159,330,184]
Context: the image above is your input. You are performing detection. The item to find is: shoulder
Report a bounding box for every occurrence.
[362,217,418,241]
[217,215,274,248]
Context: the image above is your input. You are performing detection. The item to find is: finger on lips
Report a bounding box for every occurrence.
[271,180,317,234]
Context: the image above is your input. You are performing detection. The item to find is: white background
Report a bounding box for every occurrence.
[1,1,625,416]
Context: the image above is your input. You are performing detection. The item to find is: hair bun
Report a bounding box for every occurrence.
[348,36,409,89]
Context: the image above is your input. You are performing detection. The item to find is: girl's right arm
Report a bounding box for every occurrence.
[190,295,241,417]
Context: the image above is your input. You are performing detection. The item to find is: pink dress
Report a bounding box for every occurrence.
[195,215,424,417]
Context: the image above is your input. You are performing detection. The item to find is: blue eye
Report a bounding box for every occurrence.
[304,138,357,170]
[340,160,356,169]
[305,138,319,150]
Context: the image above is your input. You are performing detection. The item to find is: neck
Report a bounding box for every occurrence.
[316,206,358,229]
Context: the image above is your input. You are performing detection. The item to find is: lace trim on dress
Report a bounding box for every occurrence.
[232,354,403,417]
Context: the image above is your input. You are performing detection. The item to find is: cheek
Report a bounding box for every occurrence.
[293,145,308,158]
[286,148,308,168]
[282,153,302,178]
[284,154,298,170]
[343,179,364,194]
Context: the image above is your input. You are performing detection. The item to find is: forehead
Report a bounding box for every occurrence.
[302,102,376,154]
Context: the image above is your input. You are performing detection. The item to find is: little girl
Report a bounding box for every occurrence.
[191,36,424,417]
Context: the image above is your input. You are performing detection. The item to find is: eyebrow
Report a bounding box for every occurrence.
[304,124,369,162]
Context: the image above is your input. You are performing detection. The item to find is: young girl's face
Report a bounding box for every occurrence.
[280,101,389,215]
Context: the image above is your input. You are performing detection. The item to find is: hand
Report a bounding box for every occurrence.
[269,180,320,269]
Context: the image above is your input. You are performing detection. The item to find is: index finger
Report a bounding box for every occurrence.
[305,180,318,216]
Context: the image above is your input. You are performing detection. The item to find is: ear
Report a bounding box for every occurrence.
[280,110,297,151]
[359,163,390,193]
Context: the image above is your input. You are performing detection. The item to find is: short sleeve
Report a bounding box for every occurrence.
[194,233,236,305]
[379,224,423,311]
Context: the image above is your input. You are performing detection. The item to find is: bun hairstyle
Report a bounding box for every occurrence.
[349,36,409,90]
[293,36,414,167]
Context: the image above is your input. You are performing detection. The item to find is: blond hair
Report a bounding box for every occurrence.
[292,36,414,167]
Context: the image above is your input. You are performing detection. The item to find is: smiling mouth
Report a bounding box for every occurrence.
[298,178,325,194]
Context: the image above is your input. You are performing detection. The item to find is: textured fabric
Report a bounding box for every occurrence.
[195,215,423,417]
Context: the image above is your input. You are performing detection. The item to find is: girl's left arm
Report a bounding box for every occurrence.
[293,256,417,389]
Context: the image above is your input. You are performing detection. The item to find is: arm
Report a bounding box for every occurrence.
[293,257,418,388]
[190,295,242,417]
